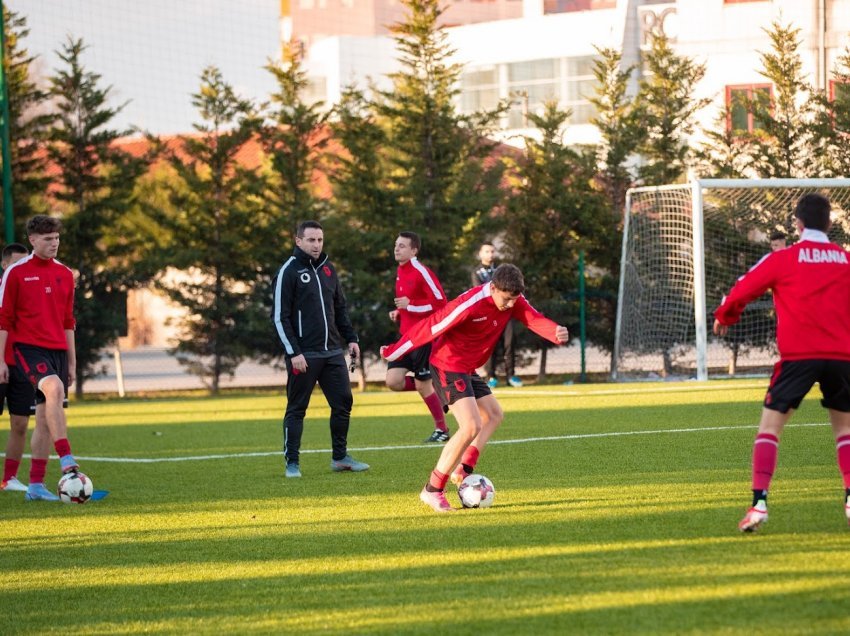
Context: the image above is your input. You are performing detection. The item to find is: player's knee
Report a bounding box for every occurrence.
[386,377,404,391]
[39,378,64,402]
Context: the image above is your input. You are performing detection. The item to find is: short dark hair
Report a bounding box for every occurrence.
[26,215,62,236]
[480,241,495,248]
[296,220,323,238]
[398,231,421,252]
[491,263,525,295]
[2,242,27,261]
[794,194,831,232]
[769,231,786,242]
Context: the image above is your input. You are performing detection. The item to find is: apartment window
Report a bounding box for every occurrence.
[563,55,598,125]
[507,58,559,128]
[461,67,500,113]
[726,84,772,132]
[830,79,850,102]
[544,0,615,14]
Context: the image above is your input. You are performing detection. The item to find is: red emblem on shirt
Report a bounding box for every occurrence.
[323,266,331,277]
[454,379,467,393]
[36,362,48,374]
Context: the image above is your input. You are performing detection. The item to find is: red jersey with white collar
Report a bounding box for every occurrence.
[383,282,561,373]
[395,257,446,334]
[714,228,850,361]
[0,254,76,359]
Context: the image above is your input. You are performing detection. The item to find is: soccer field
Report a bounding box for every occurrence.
[3,381,850,635]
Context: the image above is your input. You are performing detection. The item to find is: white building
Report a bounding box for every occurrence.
[299,0,850,145]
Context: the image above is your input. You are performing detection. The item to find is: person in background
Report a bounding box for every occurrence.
[769,231,787,252]
[385,232,450,443]
[472,242,522,388]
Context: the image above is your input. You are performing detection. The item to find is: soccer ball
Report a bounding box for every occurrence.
[57,471,93,504]
[457,474,495,508]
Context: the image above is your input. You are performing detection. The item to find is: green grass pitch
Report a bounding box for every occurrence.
[3,380,850,634]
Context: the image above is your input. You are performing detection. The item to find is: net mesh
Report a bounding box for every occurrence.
[614,181,850,380]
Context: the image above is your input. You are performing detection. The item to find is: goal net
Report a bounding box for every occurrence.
[612,179,850,381]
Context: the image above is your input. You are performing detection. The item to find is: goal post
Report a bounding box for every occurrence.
[613,178,850,381]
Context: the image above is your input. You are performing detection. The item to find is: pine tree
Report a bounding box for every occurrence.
[502,102,611,379]
[261,40,328,245]
[1,7,52,238]
[695,104,755,179]
[155,66,268,394]
[373,0,505,295]
[327,88,397,384]
[809,45,850,177]
[47,37,151,397]
[588,46,644,218]
[637,33,710,185]
[746,21,815,178]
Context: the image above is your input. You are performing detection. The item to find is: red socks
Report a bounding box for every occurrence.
[428,469,449,491]
[3,458,20,482]
[461,446,480,473]
[752,433,779,491]
[403,376,416,391]
[836,435,850,488]
[54,438,72,459]
[29,459,47,485]
[423,393,447,432]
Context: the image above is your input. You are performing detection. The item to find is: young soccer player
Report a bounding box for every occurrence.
[714,193,850,532]
[385,232,450,442]
[381,264,569,512]
[0,216,80,501]
[0,243,52,495]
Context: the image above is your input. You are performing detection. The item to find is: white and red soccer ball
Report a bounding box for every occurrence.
[457,474,495,508]
[57,471,93,504]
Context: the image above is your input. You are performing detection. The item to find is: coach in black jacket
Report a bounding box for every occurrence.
[272,220,369,478]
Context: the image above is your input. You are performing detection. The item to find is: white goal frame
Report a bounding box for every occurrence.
[612,178,850,382]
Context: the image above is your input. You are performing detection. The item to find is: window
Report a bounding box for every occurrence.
[507,59,559,128]
[830,79,850,103]
[562,55,598,125]
[543,0,615,14]
[461,67,500,113]
[726,84,772,133]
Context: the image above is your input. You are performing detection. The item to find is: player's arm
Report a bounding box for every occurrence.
[513,296,569,345]
[0,271,17,382]
[382,292,469,361]
[714,254,776,330]
[63,280,77,385]
[0,330,8,383]
[405,268,446,315]
[271,265,302,357]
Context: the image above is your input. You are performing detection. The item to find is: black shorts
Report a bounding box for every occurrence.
[431,364,492,411]
[0,365,36,416]
[387,343,432,381]
[764,359,850,413]
[13,344,69,406]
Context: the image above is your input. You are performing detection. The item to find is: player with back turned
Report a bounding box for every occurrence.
[714,193,850,531]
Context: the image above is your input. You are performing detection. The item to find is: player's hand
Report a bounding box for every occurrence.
[555,325,569,344]
[380,345,388,359]
[394,296,410,309]
[290,354,308,374]
[68,366,76,386]
[348,342,360,359]
[0,361,8,384]
[388,309,400,322]
[713,320,728,336]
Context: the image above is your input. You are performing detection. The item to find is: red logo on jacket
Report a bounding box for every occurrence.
[454,379,467,393]
[323,266,332,277]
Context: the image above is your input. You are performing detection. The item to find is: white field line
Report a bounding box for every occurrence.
[491,383,766,398]
[7,421,828,464]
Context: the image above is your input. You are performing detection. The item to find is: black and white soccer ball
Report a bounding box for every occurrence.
[57,471,93,504]
[457,474,495,508]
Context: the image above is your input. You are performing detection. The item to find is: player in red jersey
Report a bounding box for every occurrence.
[714,193,850,532]
[0,216,79,501]
[382,264,569,512]
[0,243,52,494]
[385,232,450,442]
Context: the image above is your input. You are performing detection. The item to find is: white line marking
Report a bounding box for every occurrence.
[5,421,828,464]
[492,383,766,397]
